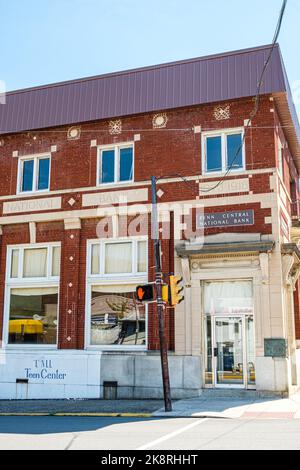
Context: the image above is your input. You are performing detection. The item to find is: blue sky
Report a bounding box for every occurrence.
[1,0,299,113]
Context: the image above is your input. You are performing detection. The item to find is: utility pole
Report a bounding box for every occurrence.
[151,175,172,412]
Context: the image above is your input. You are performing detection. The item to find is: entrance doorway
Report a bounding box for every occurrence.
[203,279,255,389]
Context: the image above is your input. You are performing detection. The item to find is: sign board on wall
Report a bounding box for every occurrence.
[264,338,287,358]
[3,197,62,214]
[197,210,254,229]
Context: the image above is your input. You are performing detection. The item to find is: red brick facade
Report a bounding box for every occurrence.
[0,95,299,350]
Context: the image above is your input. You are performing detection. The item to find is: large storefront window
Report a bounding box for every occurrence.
[5,244,60,346]
[87,238,148,348]
[9,288,58,345]
[91,287,146,346]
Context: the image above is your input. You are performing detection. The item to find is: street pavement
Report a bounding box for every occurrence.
[0,415,300,450]
[1,394,300,450]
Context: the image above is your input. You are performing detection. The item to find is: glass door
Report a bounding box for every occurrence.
[204,315,255,388]
[214,317,244,387]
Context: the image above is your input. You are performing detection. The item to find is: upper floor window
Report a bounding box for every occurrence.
[18,155,50,194]
[8,244,61,281]
[202,129,245,175]
[98,143,134,185]
[89,238,147,278]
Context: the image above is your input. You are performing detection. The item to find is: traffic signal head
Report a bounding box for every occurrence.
[169,275,184,306]
[136,284,154,302]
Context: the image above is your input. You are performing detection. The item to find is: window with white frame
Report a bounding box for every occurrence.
[87,238,148,348]
[5,244,60,346]
[202,129,245,174]
[18,155,51,193]
[98,143,134,185]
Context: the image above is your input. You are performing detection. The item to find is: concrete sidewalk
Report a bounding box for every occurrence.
[0,399,164,416]
[153,393,300,419]
[2,394,300,419]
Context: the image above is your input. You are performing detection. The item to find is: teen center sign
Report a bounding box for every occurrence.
[197,210,254,228]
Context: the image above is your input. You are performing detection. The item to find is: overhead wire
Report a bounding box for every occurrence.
[199,0,288,193]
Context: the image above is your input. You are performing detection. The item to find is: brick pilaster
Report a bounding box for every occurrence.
[58,218,82,349]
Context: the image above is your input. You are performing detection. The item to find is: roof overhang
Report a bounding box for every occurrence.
[274,92,300,174]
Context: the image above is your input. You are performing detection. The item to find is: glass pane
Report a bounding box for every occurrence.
[105,243,132,274]
[215,317,243,385]
[204,281,253,315]
[205,316,213,385]
[119,147,133,181]
[101,150,115,183]
[91,289,146,346]
[138,241,147,273]
[227,133,243,169]
[52,246,61,277]
[206,136,222,172]
[22,160,34,192]
[38,158,50,190]
[11,250,19,278]
[246,316,256,386]
[9,288,58,345]
[91,244,100,275]
[23,248,48,278]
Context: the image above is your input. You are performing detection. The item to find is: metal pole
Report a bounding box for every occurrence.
[151,175,172,412]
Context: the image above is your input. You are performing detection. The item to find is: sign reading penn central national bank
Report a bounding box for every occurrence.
[197,210,254,228]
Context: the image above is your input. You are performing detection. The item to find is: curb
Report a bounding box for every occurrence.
[0,412,152,418]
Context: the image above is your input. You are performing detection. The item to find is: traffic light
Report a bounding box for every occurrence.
[136,284,155,302]
[169,275,184,306]
[161,284,169,303]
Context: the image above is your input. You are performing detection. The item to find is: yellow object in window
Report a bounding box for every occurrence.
[9,319,44,335]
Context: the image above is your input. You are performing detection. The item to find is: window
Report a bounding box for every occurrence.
[89,239,147,277]
[202,129,244,174]
[204,280,253,315]
[5,244,61,346]
[8,245,61,280]
[87,238,148,348]
[18,155,50,193]
[9,288,59,345]
[90,287,146,346]
[98,144,134,185]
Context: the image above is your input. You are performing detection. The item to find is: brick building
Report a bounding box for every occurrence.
[0,44,300,398]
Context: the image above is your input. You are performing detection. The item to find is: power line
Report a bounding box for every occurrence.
[199,0,288,193]
[0,124,299,135]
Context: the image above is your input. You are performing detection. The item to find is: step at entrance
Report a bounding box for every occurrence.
[200,389,287,399]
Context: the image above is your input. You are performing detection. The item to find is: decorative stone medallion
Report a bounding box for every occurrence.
[67,126,81,140]
[213,105,231,121]
[108,120,122,135]
[153,113,168,128]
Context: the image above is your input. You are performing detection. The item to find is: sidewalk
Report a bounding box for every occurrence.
[0,399,164,417]
[2,394,300,419]
[153,393,300,419]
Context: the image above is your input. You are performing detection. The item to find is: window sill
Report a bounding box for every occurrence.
[96,181,134,190]
[2,345,58,351]
[85,346,147,352]
[16,190,50,197]
[200,169,246,179]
